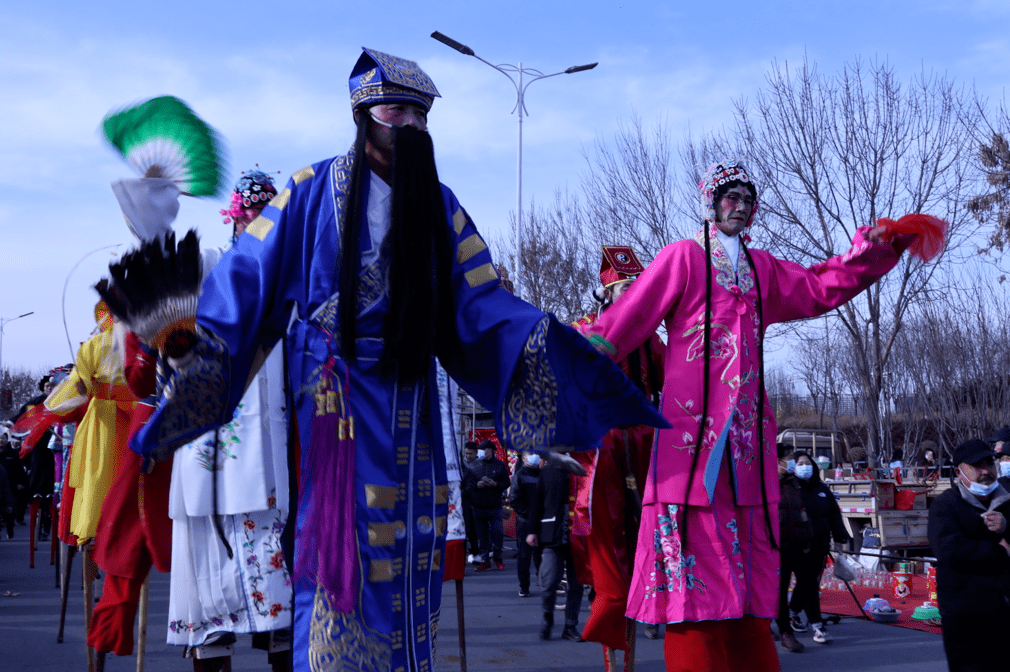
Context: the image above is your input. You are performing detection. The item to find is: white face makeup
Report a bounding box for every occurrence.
[715,185,755,237]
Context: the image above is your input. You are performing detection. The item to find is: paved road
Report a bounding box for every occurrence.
[0,533,947,670]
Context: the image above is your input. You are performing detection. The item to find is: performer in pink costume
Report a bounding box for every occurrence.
[585,161,914,672]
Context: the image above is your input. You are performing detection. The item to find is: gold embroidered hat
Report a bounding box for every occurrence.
[349,48,441,112]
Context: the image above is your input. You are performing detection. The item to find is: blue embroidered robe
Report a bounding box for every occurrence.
[134,151,665,672]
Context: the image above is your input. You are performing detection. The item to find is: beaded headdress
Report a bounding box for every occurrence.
[698,160,758,223]
[221,167,279,226]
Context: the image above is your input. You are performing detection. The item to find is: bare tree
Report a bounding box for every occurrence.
[967,98,1010,256]
[892,267,1010,459]
[490,190,600,325]
[1,367,44,421]
[579,114,692,263]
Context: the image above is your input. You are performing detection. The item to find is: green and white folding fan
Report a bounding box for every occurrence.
[102,96,227,197]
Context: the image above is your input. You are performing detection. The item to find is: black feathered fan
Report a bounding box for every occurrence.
[95,230,202,353]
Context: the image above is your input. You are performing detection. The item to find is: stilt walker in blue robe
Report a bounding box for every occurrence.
[133,48,666,672]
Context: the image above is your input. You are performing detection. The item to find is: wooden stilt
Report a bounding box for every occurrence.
[29,498,39,568]
[83,543,97,672]
[623,618,637,672]
[603,646,617,672]
[455,579,467,672]
[136,572,150,672]
[57,542,75,643]
[51,498,58,568]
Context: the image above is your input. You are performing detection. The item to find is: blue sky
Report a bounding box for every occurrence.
[1,1,1007,371]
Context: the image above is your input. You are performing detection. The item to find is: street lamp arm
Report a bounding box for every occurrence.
[430,31,474,56]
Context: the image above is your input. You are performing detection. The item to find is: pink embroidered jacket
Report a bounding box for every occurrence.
[586,226,901,508]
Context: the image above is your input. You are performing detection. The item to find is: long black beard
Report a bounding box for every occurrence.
[379,125,456,381]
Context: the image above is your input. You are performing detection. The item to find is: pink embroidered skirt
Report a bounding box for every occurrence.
[627,469,779,625]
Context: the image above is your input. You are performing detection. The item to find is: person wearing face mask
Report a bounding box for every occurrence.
[788,451,849,645]
[984,427,1010,490]
[927,438,1010,672]
[510,451,544,596]
[463,440,510,571]
[775,443,812,653]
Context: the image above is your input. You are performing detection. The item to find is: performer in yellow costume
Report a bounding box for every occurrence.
[45,302,137,543]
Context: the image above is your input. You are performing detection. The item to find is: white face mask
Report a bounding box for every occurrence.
[480,449,492,460]
[795,464,814,480]
[785,459,796,474]
[1000,462,1010,479]
[526,454,541,467]
[960,473,999,497]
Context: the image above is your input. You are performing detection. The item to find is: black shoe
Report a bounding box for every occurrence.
[644,624,660,639]
[518,588,530,598]
[539,614,554,641]
[561,626,584,642]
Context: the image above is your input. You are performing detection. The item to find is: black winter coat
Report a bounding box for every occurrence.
[779,474,814,552]
[509,464,540,521]
[462,456,510,510]
[529,463,570,548]
[927,486,1010,619]
[798,478,849,551]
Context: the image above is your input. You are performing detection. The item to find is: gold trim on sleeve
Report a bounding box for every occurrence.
[456,234,487,264]
[292,166,316,185]
[464,263,499,288]
[246,215,275,241]
[452,208,467,235]
[270,188,291,211]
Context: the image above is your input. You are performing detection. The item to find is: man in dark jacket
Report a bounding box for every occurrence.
[0,432,27,529]
[510,451,543,596]
[527,459,584,642]
[928,438,1010,672]
[462,440,510,571]
[776,443,813,653]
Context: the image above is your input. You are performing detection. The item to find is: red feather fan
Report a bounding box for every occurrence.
[876,214,948,263]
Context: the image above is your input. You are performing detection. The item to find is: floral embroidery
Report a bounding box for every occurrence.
[240,505,291,620]
[693,225,755,294]
[169,609,245,635]
[727,519,741,555]
[644,504,707,598]
[193,403,243,472]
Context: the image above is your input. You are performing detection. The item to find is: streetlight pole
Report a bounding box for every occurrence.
[431,31,597,299]
[0,311,34,402]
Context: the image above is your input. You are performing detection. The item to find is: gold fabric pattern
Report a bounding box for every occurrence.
[246,215,275,241]
[434,484,449,505]
[308,587,392,672]
[464,263,499,288]
[365,485,397,509]
[435,516,447,537]
[271,188,291,211]
[452,207,468,235]
[368,522,396,547]
[456,233,487,264]
[293,165,316,185]
[502,317,558,452]
[369,559,393,582]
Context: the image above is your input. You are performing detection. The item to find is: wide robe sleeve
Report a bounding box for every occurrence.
[134,158,667,464]
[414,191,669,452]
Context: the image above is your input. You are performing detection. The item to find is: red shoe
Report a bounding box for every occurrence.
[494,558,505,571]
[474,561,492,572]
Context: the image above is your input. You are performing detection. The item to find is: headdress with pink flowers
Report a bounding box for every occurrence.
[220,167,280,228]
